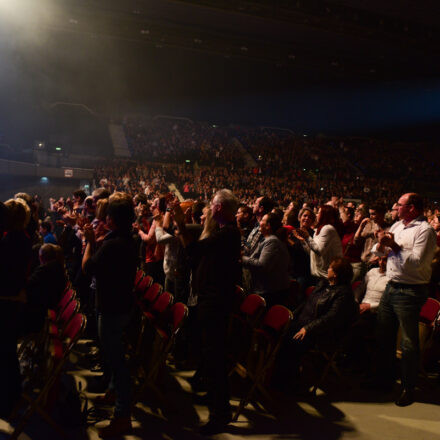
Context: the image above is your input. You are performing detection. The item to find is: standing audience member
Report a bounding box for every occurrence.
[372,193,436,406]
[173,189,241,435]
[294,205,343,281]
[0,199,32,418]
[82,197,137,437]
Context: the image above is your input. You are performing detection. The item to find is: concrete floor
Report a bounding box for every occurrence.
[1,343,439,440]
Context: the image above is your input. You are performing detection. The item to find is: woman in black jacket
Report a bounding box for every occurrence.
[273,257,358,389]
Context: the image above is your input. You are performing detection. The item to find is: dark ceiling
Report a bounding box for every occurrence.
[36,0,440,81]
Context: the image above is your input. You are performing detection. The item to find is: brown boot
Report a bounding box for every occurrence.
[97,416,132,438]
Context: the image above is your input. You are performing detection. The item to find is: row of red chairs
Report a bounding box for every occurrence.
[228,289,293,421]
[130,269,189,405]
[11,285,87,439]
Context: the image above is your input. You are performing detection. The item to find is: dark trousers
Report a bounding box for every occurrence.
[198,309,231,421]
[98,311,132,417]
[376,282,427,389]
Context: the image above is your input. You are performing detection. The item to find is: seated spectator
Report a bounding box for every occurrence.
[273,257,358,389]
[242,212,290,307]
[40,220,57,244]
[22,244,67,334]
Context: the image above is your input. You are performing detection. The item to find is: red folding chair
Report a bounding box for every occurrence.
[134,269,145,289]
[135,274,153,300]
[142,282,162,309]
[233,305,293,421]
[135,292,174,356]
[229,294,266,376]
[48,299,80,338]
[10,313,87,440]
[134,302,188,405]
[47,288,76,322]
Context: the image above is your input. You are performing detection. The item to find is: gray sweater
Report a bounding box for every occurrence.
[242,234,290,296]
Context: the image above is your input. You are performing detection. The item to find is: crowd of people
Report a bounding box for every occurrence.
[1,121,440,437]
[1,178,440,437]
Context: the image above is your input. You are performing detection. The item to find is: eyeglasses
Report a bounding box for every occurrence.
[396,203,412,207]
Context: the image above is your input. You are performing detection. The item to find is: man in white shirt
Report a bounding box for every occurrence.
[372,193,437,407]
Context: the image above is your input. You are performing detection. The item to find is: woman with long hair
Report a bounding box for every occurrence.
[294,204,342,281]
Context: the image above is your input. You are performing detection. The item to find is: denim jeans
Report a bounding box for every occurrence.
[98,311,132,417]
[376,282,427,389]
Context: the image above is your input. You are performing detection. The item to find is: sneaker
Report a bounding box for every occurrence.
[97,416,132,438]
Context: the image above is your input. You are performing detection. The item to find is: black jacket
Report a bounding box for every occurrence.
[295,280,358,340]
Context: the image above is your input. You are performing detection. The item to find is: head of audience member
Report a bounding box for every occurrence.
[39,243,64,266]
[346,201,356,209]
[283,201,299,227]
[5,198,30,232]
[271,207,284,222]
[378,255,387,273]
[211,189,238,225]
[92,187,111,202]
[73,189,87,206]
[236,204,253,228]
[344,207,355,223]
[252,196,275,222]
[354,206,367,225]
[96,198,109,222]
[106,198,135,233]
[192,201,206,225]
[390,203,399,223]
[316,205,340,235]
[397,193,424,224]
[369,204,386,226]
[133,193,148,206]
[259,212,281,237]
[200,207,219,240]
[39,220,52,237]
[327,257,353,286]
[14,192,33,207]
[298,207,316,230]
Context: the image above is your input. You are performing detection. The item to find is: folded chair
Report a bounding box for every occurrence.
[233,305,293,421]
[10,313,87,440]
[134,302,188,404]
[228,294,266,376]
[134,274,153,300]
[135,291,174,357]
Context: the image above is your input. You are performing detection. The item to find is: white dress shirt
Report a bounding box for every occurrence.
[372,217,436,285]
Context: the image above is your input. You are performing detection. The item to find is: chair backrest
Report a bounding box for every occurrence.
[171,302,188,333]
[263,305,293,333]
[420,298,440,324]
[136,275,153,296]
[64,313,87,347]
[60,299,79,325]
[57,289,75,313]
[240,294,266,317]
[152,291,174,314]
[144,282,162,303]
[134,269,145,288]
[305,286,315,297]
